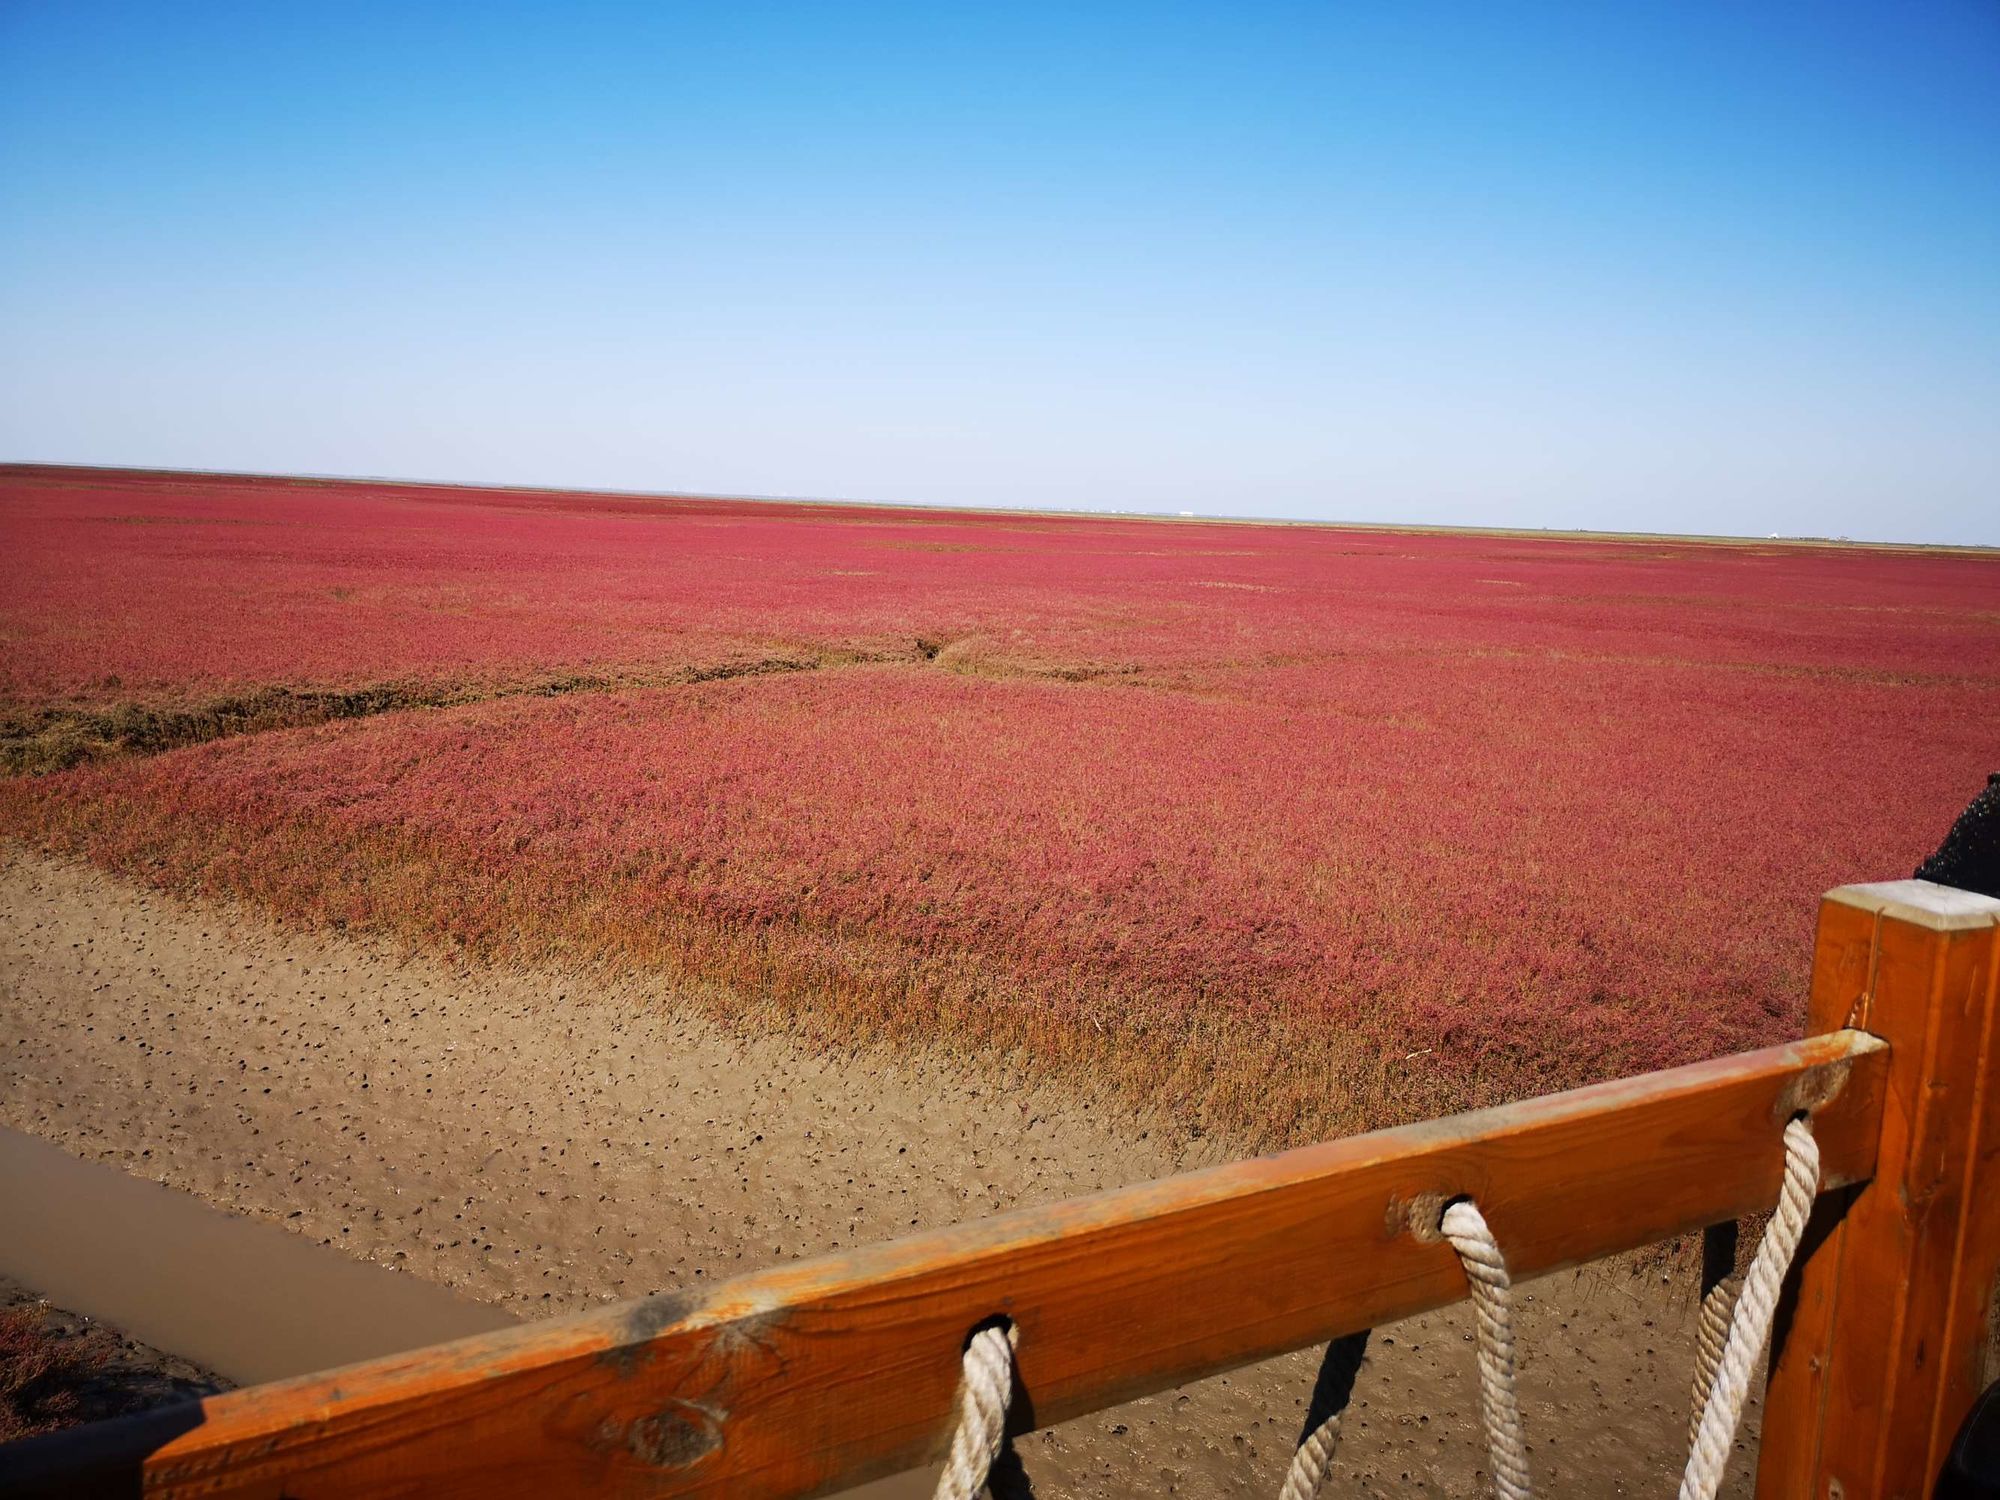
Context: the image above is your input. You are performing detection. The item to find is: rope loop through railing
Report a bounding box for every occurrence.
[934,1321,1026,1500]
[1280,1196,1531,1500]
[940,1114,1821,1500]
[1277,1110,1818,1499]
[1679,1115,1820,1500]
[1440,1199,1533,1500]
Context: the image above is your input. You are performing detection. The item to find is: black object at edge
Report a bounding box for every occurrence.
[1937,1377,2000,1498]
[1915,773,2000,900]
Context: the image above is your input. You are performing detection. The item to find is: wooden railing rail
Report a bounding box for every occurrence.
[7,1032,1888,1499]
[3,878,1994,1499]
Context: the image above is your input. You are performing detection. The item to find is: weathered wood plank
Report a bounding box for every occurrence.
[1759,881,2000,1498]
[4,1029,1889,1500]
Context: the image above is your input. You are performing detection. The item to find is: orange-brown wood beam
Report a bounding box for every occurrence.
[1759,881,2000,1499]
[3,1029,1887,1500]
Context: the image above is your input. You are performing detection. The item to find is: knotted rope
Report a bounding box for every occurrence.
[1277,1330,1370,1499]
[1440,1199,1533,1500]
[934,1322,1022,1500]
[1679,1116,1819,1500]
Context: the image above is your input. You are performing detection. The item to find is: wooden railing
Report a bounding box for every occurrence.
[5,879,1996,1499]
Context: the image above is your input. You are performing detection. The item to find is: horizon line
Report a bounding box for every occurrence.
[5,458,1994,558]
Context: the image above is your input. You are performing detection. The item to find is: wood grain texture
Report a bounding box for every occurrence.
[3,1029,1887,1500]
[1758,880,2000,1499]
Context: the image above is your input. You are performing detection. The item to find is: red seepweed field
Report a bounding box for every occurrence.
[2,463,1995,1144]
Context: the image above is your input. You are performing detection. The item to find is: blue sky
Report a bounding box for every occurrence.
[3,2,1996,543]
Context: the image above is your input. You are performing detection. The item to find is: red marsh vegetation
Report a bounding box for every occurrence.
[2,464,1994,1142]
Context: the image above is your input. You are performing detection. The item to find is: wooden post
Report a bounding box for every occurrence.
[1758,879,2000,1498]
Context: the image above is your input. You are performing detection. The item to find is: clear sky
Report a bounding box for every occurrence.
[3,3,1996,543]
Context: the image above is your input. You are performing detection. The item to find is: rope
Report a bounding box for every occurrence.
[1678,1116,1820,1500]
[931,1121,1818,1500]
[1688,1271,1741,1446]
[1687,1220,1741,1446]
[1277,1330,1371,1499]
[934,1323,1020,1500]
[1441,1200,1532,1500]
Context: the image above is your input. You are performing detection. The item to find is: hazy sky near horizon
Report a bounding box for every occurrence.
[3,3,1996,544]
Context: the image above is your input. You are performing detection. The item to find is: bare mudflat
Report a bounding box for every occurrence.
[1,849,1758,1495]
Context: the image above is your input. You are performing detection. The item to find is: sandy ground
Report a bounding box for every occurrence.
[0,849,1759,1495]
